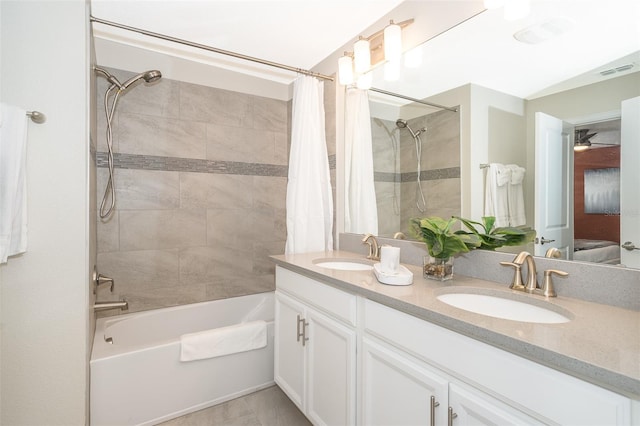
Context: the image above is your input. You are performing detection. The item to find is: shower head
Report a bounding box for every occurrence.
[121,70,163,90]
[395,118,426,138]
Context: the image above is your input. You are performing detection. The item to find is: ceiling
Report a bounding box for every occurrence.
[91,1,639,101]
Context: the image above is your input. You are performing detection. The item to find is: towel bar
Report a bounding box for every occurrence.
[26,111,46,124]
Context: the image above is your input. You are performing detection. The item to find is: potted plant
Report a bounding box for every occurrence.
[410,216,477,281]
[454,216,536,251]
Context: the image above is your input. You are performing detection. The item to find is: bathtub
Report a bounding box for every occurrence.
[90,292,275,426]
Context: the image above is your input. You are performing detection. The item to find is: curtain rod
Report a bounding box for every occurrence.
[370,87,458,112]
[90,16,334,82]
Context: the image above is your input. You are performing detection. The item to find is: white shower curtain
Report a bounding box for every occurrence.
[344,88,378,235]
[285,76,333,254]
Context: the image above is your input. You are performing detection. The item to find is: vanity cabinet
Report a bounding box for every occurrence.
[274,266,357,426]
[361,337,543,426]
[274,265,633,425]
[364,299,632,425]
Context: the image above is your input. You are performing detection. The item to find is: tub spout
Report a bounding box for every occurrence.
[94,300,128,312]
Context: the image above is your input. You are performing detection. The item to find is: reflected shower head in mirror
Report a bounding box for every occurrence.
[396,118,426,138]
[121,70,162,90]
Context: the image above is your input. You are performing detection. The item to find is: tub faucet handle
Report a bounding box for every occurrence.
[93,266,115,293]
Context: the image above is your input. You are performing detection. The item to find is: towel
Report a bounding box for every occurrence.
[507,164,526,226]
[484,163,510,227]
[0,103,29,263]
[180,320,267,362]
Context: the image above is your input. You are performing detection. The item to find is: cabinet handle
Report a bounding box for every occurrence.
[301,318,309,347]
[448,407,457,426]
[430,396,440,426]
[296,314,309,346]
[296,314,303,343]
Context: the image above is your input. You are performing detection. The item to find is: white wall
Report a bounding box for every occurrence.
[0,1,92,424]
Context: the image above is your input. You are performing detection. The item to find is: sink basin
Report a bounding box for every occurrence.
[436,289,572,324]
[313,258,374,271]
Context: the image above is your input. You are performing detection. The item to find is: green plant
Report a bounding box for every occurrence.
[454,216,536,251]
[410,216,476,259]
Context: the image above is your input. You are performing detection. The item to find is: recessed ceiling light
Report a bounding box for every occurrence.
[513,17,575,44]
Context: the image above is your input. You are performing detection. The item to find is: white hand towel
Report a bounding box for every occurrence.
[507,164,526,226]
[180,320,267,362]
[0,103,29,263]
[484,163,510,227]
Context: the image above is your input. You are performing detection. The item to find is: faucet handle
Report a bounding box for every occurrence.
[500,261,525,291]
[541,269,568,297]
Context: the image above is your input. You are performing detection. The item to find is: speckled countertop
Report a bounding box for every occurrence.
[271,250,640,400]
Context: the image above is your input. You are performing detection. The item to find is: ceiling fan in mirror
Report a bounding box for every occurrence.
[573,128,618,152]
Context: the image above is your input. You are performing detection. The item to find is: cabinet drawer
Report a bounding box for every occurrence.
[364,299,631,425]
[276,266,357,326]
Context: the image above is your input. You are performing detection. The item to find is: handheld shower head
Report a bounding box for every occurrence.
[396,118,408,128]
[121,70,162,90]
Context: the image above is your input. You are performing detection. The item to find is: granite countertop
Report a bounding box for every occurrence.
[271,250,640,400]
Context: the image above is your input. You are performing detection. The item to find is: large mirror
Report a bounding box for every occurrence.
[344,1,640,268]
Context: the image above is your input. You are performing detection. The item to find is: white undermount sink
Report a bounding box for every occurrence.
[436,289,572,324]
[313,258,374,271]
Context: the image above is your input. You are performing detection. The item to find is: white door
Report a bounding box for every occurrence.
[306,308,356,426]
[274,292,306,411]
[360,338,448,426]
[534,112,574,258]
[620,96,640,268]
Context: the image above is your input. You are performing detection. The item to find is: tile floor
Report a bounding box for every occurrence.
[158,385,311,426]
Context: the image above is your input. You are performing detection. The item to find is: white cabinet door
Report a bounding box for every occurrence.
[274,292,306,411]
[448,382,544,426]
[360,338,448,426]
[306,308,357,426]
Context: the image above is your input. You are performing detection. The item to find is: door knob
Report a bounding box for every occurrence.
[621,241,640,251]
[535,237,556,245]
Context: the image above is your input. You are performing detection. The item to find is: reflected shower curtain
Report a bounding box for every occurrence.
[344,88,378,235]
[285,76,334,254]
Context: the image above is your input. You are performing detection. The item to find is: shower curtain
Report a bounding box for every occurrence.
[344,88,378,235]
[285,76,333,254]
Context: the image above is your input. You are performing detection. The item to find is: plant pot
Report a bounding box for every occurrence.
[423,256,454,281]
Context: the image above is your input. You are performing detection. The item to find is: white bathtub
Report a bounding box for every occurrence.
[90,292,275,426]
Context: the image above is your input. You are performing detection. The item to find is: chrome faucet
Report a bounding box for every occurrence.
[362,234,381,261]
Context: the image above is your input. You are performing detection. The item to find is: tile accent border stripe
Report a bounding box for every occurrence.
[96,152,337,177]
[374,167,460,183]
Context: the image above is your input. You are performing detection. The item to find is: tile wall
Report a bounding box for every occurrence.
[95,68,335,314]
[371,109,461,237]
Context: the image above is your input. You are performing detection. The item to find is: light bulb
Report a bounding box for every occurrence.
[354,37,371,73]
[504,0,530,20]
[338,55,354,85]
[384,21,402,62]
[404,46,423,68]
[384,60,401,82]
[356,72,372,90]
[484,0,505,9]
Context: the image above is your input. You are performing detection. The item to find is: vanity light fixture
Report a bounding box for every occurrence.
[384,60,401,81]
[337,18,414,86]
[353,36,371,74]
[338,54,354,85]
[384,20,402,62]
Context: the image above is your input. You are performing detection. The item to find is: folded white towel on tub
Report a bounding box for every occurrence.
[180,320,267,362]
